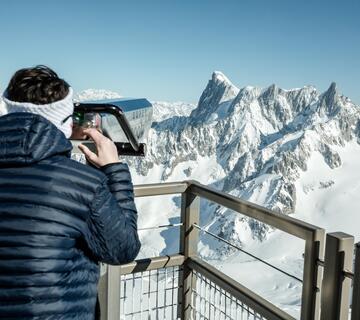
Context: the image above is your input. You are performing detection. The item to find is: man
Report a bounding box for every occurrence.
[0,66,141,319]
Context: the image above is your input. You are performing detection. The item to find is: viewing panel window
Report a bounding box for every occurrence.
[101,113,129,142]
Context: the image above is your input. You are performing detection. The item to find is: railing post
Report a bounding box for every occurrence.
[320,232,354,320]
[301,228,325,320]
[98,265,121,320]
[178,188,200,320]
[107,266,121,320]
[98,265,108,320]
[351,242,360,320]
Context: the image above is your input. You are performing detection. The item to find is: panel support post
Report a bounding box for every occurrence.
[178,188,200,320]
[98,264,108,320]
[98,264,121,320]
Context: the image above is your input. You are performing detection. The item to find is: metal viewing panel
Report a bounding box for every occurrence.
[78,98,153,142]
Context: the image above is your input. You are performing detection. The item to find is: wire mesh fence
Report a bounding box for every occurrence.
[119,264,269,320]
[190,270,268,320]
[120,265,182,319]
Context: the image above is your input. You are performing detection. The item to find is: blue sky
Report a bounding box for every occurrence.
[0,0,359,103]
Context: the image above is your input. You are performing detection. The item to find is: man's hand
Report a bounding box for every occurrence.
[78,128,120,168]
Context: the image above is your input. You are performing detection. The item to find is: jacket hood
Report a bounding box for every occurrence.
[0,112,73,165]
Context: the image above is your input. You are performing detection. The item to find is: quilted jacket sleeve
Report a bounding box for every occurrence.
[85,162,141,265]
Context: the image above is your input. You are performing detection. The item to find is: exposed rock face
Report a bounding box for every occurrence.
[190,71,240,123]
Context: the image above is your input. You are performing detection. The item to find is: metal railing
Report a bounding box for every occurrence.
[98,180,360,320]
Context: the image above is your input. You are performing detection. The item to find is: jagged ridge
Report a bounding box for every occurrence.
[128,72,360,257]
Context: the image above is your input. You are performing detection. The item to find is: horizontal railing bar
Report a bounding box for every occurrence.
[120,254,185,274]
[193,223,303,283]
[344,270,354,280]
[318,261,355,280]
[134,181,188,197]
[134,180,323,240]
[188,181,323,241]
[138,223,183,231]
[188,256,296,320]
[317,259,325,267]
[122,305,179,317]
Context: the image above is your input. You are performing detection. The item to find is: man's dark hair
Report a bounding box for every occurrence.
[5,65,70,105]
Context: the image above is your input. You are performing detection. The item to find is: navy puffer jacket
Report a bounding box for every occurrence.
[0,113,141,319]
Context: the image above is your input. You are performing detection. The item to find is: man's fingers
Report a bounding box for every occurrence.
[83,128,105,147]
[78,144,99,164]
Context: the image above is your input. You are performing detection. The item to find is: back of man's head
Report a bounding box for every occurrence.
[5,65,70,104]
[3,65,74,138]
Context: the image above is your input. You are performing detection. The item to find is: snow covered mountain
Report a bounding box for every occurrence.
[74,88,122,101]
[127,71,359,317]
[151,101,196,122]
[127,71,360,257]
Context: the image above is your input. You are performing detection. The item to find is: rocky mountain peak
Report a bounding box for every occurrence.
[261,84,278,98]
[212,71,234,86]
[317,82,341,117]
[189,71,239,122]
[326,82,338,95]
